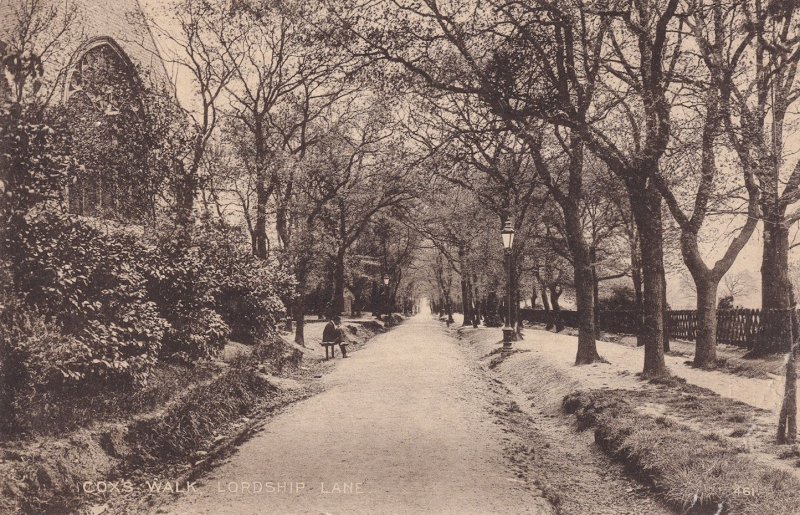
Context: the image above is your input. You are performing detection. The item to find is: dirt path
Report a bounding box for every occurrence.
[156,315,553,514]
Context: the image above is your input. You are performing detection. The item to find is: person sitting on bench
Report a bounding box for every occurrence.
[322,315,348,358]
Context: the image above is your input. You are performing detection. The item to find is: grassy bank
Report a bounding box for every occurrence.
[0,357,279,514]
[563,388,800,514]
[452,322,800,514]
[0,319,391,514]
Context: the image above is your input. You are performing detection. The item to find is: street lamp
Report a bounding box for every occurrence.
[501,219,515,353]
[382,275,390,326]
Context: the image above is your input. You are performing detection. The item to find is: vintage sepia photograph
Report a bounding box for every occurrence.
[2,0,800,513]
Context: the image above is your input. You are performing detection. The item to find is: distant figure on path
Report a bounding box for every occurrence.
[323,315,348,358]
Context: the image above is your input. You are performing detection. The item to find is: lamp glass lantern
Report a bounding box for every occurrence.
[382,275,390,286]
[501,220,515,250]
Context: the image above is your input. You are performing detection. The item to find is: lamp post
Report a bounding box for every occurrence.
[382,274,390,326]
[501,219,515,353]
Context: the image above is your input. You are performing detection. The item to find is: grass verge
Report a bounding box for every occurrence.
[563,389,800,514]
[125,358,276,467]
[1,361,218,441]
[1,321,387,514]
[1,358,276,514]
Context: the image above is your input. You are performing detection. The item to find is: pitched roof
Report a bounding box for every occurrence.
[0,0,169,88]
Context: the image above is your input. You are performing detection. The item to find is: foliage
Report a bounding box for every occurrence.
[1,104,72,217]
[136,81,203,232]
[53,55,203,234]
[0,293,87,434]
[1,304,91,390]
[196,220,294,342]
[717,295,735,310]
[11,212,168,385]
[61,55,153,221]
[141,238,228,359]
[598,285,638,312]
[1,99,75,287]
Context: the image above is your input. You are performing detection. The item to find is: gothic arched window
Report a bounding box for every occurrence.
[65,39,149,221]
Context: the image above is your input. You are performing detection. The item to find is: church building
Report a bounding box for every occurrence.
[0,0,171,222]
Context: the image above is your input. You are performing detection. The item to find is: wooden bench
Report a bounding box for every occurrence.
[321,341,348,360]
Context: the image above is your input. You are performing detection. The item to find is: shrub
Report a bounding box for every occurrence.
[717,295,734,309]
[141,239,229,359]
[196,221,294,343]
[598,284,639,311]
[0,293,93,435]
[11,212,167,385]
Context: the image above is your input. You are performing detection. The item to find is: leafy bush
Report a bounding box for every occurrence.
[141,238,229,359]
[11,212,167,385]
[0,293,91,435]
[1,89,74,241]
[598,284,638,311]
[1,307,92,388]
[718,295,735,309]
[196,221,294,343]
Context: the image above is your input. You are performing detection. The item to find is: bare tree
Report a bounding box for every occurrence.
[721,271,754,305]
[327,0,676,371]
[644,0,761,367]
[315,107,419,315]
[694,0,800,355]
[142,0,244,241]
[1,0,81,105]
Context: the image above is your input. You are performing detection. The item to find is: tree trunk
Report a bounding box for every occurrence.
[630,225,645,346]
[756,214,793,355]
[446,297,454,324]
[694,277,719,367]
[550,286,563,332]
[629,182,668,378]
[574,259,599,361]
[294,297,306,346]
[371,282,380,316]
[461,275,472,326]
[249,229,258,258]
[253,122,269,259]
[542,287,553,329]
[254,178,268,259]
[472,277,481,327]
[275,204,289,249]
[662,268,670,353]
[514,283,523,339]
[332,249,346,316]
[294,274,308,345]
[592,259,601,339]
[174,164,196,246]
[510,253,519,340]
[564,203,601,363]
[778,337,798,444]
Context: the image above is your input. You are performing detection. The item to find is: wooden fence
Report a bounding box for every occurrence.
[668,309,764,348]
[519,307,792,349]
